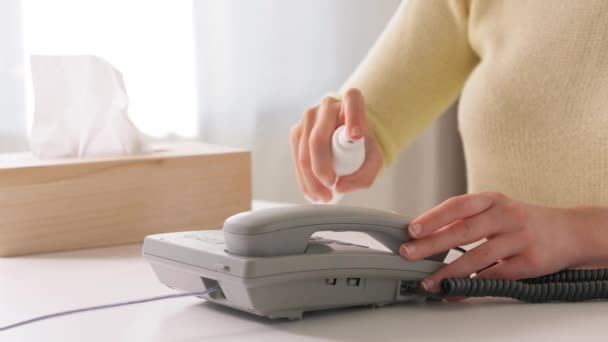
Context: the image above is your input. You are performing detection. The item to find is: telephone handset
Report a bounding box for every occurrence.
[224,205,408,256]
[222,205,447,262]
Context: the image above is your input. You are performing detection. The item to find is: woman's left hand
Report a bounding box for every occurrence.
[399,191,595,293]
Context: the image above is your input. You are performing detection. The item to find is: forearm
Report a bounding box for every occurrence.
[341,0,478,166]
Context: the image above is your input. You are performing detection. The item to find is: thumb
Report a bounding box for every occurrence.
[342,88,367,140]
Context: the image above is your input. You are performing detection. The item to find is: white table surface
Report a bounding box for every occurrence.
[1,201,608,342]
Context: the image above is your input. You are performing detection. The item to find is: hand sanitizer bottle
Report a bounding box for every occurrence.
[332,125,365,177]
[308,125,365,204]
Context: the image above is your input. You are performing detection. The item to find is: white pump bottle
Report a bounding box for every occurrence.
[307,125,365,204]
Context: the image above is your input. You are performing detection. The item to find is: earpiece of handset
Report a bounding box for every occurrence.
[307,125,365,204]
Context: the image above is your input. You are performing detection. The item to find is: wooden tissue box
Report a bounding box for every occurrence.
[0,142,251,256]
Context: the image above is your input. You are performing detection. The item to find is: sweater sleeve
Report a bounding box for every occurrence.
[340,0,478,166]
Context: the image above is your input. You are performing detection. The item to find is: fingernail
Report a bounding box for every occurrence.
[409,224,421,237]
[400,243,415,256]
[350,126,361,138]
[320,193,332,203]
[321,176,334,188]
[421,278,435,292]
[305,194,318,203]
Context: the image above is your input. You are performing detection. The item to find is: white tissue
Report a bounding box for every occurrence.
[29,55,148,158]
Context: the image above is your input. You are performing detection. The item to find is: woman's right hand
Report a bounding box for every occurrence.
[290,88,383,202]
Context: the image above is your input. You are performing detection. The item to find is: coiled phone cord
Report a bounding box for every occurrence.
[438,268,608,302]
[520,268,608,283]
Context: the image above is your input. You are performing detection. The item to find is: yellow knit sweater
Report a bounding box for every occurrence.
[342,0,608,207]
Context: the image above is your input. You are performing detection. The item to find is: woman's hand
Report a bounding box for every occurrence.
[290,88,383,202]
[399,191,606,293]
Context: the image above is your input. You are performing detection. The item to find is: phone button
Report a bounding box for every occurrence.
[347,278,361,286]
[325,278,337,286]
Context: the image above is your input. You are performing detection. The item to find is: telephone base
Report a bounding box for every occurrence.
[143,230,443,320]
[268,310,303,320]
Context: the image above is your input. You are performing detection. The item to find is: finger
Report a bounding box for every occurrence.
[475,256,539,280]
[342,88,367,140]
[298,108,332,202]
[335,133,382,193]
[473,261,507,279]
[290,124,309,196]
[417,234,524,293]
[334,148,381,193]
[401,206,515,260]
[309,97,340,187]
[409,192,505,239]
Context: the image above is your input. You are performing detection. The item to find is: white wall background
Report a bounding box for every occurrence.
[22,0,198,139]
[0,0,27,152]
[0,0,466,215]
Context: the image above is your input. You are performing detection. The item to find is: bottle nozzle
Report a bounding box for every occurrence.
[336,126,364,149]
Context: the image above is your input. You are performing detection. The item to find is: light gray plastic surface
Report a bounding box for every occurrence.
[143,205,448,320]
[143,229,443,320]
[223,205,412,257]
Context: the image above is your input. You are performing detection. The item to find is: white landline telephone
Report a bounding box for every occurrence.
[142,123,608,321]
[143,205,446,320]
[3,204,605,332]
[4,203,608,333]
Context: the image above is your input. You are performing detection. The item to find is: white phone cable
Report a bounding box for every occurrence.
[0,287,219,332]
